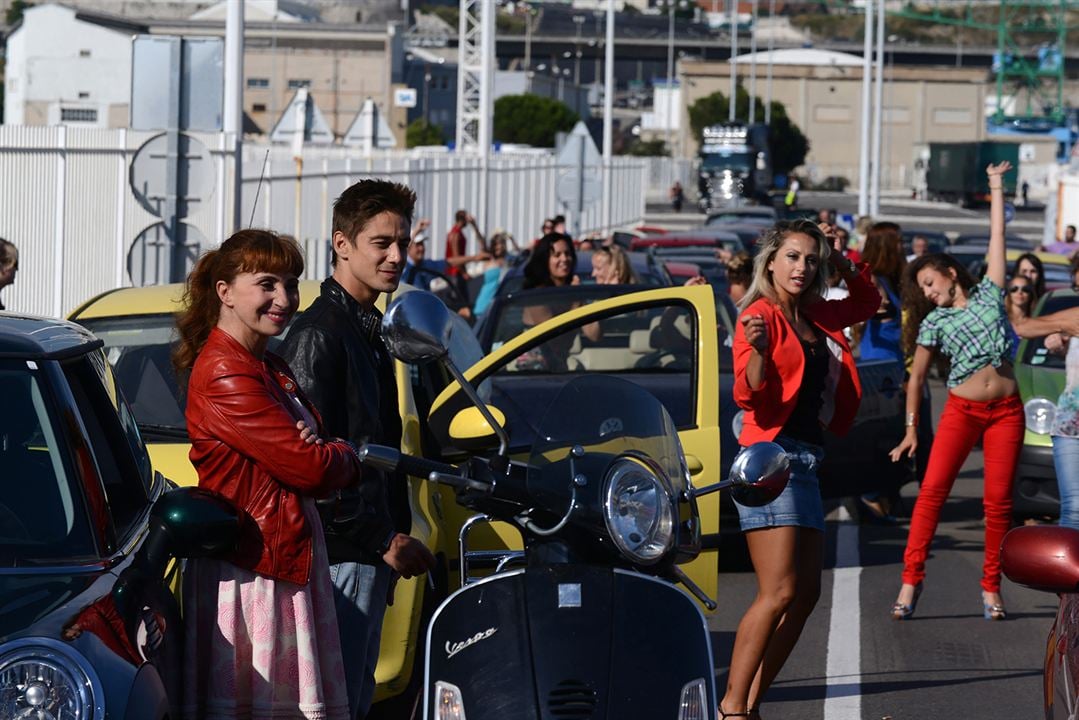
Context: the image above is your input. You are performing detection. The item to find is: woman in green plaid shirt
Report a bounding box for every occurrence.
[888,161,1024,622]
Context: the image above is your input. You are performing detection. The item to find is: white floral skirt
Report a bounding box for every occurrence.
[181,499,349,720]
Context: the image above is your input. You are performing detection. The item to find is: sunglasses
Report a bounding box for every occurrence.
[1007,285,1031,294]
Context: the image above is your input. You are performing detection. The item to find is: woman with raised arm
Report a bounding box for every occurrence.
[1014,306,1079,529]
[721,219,880,719]
[889,162,1024,622]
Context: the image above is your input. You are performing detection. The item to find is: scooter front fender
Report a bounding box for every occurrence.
[424,565,716,719]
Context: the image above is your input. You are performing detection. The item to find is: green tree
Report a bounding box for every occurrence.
[688,86,809,175]
[406,118,444,148]
[493,94,578,148]
[5,0,32,26]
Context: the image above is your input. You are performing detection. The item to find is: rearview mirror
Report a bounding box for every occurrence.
[1002,525,1079,594]
[382,291,455,364]
[727,442,791,507]
[139,487,241,577]
[690,441,790,502]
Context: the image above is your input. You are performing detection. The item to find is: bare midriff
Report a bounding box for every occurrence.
[950,362,1017,402]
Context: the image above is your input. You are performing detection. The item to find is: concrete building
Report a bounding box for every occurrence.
[3,4,139,127]
[679,48,1062,192]
[4,1,402,143]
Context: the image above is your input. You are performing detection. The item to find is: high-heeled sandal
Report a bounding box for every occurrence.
[891,582,923,620]
[982,593,1006,621]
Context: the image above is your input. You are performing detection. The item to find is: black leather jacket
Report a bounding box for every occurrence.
[279,277,409,565]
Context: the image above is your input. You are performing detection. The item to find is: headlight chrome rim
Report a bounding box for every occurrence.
[602,456,675,565]
[1024,397,1057,435]
[0,637,104,720]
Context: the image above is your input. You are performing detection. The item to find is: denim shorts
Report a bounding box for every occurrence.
[733,435,825,532]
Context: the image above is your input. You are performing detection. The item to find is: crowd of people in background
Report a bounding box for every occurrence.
[5,169,1079,720]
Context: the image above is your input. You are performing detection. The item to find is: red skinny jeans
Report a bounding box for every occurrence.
[901,392,1023,593]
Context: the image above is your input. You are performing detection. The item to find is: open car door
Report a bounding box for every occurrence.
[428,285,724,609]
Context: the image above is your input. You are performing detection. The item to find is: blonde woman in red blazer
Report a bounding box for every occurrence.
[720,220,880,719]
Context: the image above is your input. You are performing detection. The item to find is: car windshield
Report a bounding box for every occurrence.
[0,361,96,565]
[700,150,752,173]
[77,315,188,438]
[1022,294,1079,369]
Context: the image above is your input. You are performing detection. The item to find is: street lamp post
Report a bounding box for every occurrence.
[666,1,675,156]
[729,0,737,122]
[572,15,585,86]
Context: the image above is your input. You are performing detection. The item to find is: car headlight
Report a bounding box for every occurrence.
[1024,397,1057,435]
[0,638,104,720]
[603,457,675,564]
[732,410,745,440]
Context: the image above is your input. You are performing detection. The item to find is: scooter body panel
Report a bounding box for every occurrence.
[424,565,716,719]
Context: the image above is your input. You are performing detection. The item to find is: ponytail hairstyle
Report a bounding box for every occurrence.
[900,252,976,360]
[173,230,304,377]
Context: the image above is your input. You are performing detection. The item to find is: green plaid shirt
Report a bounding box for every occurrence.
[917,277,1011,388]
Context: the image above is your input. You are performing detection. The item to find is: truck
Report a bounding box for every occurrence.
[697,122,772,211]
[926,141,1020,207]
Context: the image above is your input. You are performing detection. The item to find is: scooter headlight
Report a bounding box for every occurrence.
[1024,397,1057,435]
[678,678,709,720]
[434,681,467,720]
[603,458,674,565]
[0,638,104,720]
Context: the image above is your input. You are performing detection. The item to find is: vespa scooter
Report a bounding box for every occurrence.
[359,291,791,720]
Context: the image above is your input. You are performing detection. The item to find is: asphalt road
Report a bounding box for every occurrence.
[639,199,1054,719]
[645,190,1051,245]
[705,383,1048,720]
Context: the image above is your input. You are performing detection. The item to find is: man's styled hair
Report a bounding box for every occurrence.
[331,179,417,266]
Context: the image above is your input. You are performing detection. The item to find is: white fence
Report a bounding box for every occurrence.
[241,145,650,279]
[0,126,649,318]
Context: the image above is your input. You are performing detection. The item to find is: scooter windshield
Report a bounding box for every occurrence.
[529,375,686,485]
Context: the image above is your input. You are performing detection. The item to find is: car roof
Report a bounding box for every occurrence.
[70,280,325,319]
[0,313,103,360]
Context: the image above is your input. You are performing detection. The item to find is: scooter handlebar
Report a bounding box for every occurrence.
[357,443,457,478]
[357,444,493,493]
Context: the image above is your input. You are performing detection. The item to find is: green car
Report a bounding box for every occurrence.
[1013,288,1079,520]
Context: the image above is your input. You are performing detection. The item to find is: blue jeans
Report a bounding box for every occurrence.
[329,561,392,719]
[1054,436,1079,530]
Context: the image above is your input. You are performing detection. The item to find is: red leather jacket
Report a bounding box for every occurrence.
[733,263,882,445]
[185,327,360,585]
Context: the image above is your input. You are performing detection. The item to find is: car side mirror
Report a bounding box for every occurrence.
[138,487,241,577]
[449,405,508,451]
[1002,525,1079,594]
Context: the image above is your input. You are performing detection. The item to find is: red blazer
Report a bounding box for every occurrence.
[185,327,360,585]
[733,263,881,445]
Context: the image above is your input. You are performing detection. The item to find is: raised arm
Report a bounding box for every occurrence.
[985,161,1012,288]
[1013,306,1079,339]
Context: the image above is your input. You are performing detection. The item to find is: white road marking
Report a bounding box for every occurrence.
[824,521,861,720]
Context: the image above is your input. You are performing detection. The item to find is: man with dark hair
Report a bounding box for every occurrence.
[1045,224,1078,258]
[280,178,436,719]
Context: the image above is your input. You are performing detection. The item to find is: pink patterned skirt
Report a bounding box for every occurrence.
[181,500,349,720]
